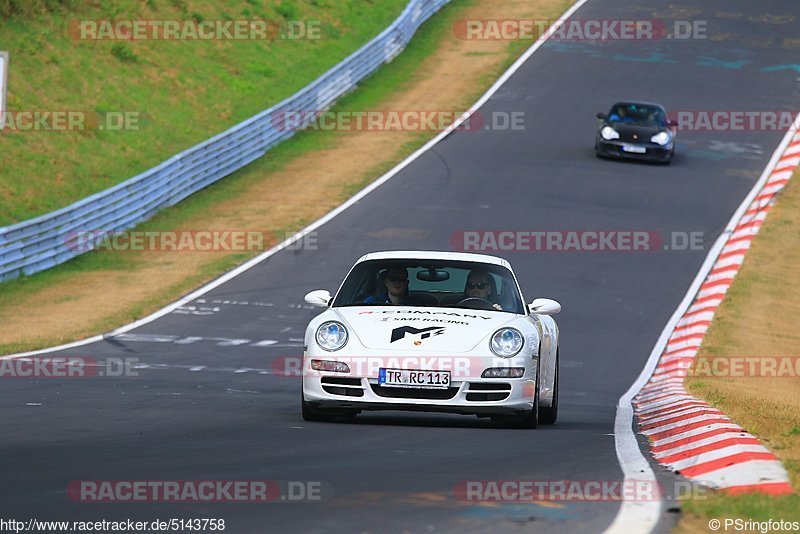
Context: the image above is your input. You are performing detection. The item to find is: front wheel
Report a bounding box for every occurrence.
[538,348,559,425]
[301,391,357,422]
[502,382,538,429]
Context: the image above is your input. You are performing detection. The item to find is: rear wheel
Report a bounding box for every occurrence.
[539,348,559,425]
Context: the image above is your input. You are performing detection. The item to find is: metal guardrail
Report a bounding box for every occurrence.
[0,0,451,282]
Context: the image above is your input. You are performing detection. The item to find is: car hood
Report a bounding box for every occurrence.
[607,122,665,139]
[332,306,519,352]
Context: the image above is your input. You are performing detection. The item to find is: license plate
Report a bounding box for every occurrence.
[622,144,646,154]
[379,368,451,389]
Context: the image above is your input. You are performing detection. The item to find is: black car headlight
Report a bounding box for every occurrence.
[600,126,620,141]
[650,131,670,146]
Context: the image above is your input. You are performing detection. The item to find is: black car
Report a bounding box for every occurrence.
[595,101,676,163]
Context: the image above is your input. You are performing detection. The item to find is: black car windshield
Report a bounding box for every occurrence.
[607,103,666,127]
[332,259,525,314]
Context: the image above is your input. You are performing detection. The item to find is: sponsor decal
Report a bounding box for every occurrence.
[390,326,446,343]
[378,317,470,325]
[359,310,491,320]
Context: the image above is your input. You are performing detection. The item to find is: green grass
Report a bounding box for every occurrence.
[681,492,800,524]
[0,0,409,225]
[1,0,452,354]
[678,172,800,529]
[683,378,800,523]
[0,0,575,356]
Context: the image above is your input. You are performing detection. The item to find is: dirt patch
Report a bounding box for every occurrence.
[1,0,569,353]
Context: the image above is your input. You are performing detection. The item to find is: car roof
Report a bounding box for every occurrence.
[610,100,667,110]
[355,250,512,269]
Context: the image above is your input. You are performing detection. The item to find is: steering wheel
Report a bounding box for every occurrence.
[456,297,496,311]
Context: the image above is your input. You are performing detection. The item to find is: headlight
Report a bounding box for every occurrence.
[311,359,350,373]
[650,131,670,146]
[482,367,525,378]
[315,321,348,351]
[490,328,524,358]
[600,126,619,140]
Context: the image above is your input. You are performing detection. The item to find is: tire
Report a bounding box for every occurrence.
[301,391,357,422]
[504,380,538,429]
[301,394,334,422]
[539,348,559,425]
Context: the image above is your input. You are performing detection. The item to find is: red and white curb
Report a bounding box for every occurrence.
[633,129,800,495]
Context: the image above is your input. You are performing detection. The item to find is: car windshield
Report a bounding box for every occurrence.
[332,259,525,314]
[607,103,666,127]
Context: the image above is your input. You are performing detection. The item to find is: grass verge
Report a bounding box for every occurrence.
[0,0,573,354]
[677,170,800,531]
[0,0,409,224]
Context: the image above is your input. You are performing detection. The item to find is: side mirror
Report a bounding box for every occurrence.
[596,112,606,120]
[304,289,332,308]
[667,119,678,128]
[528,298,561,315]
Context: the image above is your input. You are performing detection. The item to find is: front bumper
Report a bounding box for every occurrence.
[596,138,673,162]
[303,374,537,416]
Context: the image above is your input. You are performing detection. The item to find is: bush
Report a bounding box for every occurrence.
[110,42,138,63]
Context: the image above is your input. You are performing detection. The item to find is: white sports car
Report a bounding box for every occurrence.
[301,251,561,428]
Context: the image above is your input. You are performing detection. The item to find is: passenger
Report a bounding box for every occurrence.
[364,267,412,305]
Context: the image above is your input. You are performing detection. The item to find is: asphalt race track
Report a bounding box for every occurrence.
[3,0,800,532]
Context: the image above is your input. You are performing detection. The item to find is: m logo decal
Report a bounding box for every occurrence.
[390,326,445,343]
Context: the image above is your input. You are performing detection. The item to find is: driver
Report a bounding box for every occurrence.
[364,267,412,305]
[465,270,502,311]
[609,105,635,123]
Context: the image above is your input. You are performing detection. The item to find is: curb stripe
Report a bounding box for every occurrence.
[631,125,800,495]
[657,437,762,464]
[654,432,754,456]
[678,452,780,478]
[651,425,746,451]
